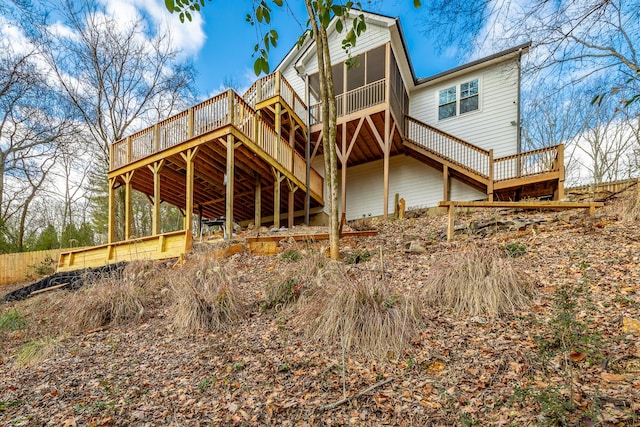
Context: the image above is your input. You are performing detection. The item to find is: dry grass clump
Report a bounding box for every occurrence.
[301,266,423,359]
[264,249,326,309]
[619,190,640,223]
[423,244,531,317]
[14,336,63,366]
[170,260,246,334]
[69,278,145,331]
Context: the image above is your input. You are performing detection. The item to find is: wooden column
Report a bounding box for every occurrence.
[273,171,281,228]
[180,147,199,236]
[556,144,565,201]
[443,165,451,202]
[341,123,348,216]
[287,181,298,229]
[383,42,392,219]
[123,171,135,240]
[447,205,455,241]
[225,134,235,240]
[107,177,116,244]
[275,102,282,164]
[148,160,165,236]
[488,149,494,202]
[255,175,262,227]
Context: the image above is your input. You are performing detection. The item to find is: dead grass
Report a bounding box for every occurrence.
[14,336,63,366]
[422,244,532,317]
[619,190,640,223]
[66,263,155,331]
[300,265,423,359]
[264,249,326,309]
[170,259,246,334]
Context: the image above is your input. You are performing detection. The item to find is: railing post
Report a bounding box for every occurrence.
[275,71,281,97]
[154,123,160,153]
[227,89,235,125]
[488,149,494,202]
[187,107,194,138]
[109,143,114,171]
[256,79,263,104]
[556,144,565,200]
[126,136,132,164]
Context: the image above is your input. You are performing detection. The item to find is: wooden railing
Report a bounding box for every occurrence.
[310,78,387,125]
[110,81,323,200]
[242,71,307,120]
[404,115,491,178]
[494,145,562,182]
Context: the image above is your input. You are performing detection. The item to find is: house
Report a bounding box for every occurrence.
[57,10,564,271]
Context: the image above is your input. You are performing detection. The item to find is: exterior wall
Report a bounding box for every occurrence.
[343,155,485,220]
[409,59,520,157]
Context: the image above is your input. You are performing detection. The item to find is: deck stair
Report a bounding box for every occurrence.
[403,115,564,200]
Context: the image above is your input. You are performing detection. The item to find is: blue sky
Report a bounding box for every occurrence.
[189,1,460,96]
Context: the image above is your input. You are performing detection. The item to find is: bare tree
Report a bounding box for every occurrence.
[27,0,197,167]
[418,0,639,105]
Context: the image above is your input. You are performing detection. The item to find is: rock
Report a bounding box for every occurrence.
[259,226,269,233]
[405,240,426,254]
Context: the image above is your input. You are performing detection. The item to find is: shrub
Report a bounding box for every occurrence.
[264,250,325,310]
[263,278,302,309]
[301,267,422,359]
[0,309,27,332]
[504,242,527,258]
[280,250,302,262]
[70,279,145,331]
[170,261,245,334]
[423,244,532,317]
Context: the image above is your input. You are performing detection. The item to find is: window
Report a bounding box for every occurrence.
[438,79,480,120]
[460,79,479,114]
[438,86,457,120]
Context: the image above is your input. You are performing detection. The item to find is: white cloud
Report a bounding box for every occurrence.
[98,0,206,57]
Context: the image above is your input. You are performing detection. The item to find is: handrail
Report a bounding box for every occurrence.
[110,83,323,200]
[494,145,560,182]
[309,78,387,125]
[404,115,491,178]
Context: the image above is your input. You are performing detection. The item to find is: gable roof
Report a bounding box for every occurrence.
[275,10,530,90]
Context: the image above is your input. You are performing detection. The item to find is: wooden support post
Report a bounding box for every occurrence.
[443,165,451,202]
[447,205,455,241]
[148,160,165,236]
[255,175,262,227]
[275,102,282,164]
[126,136,132,164]
[123,171,135,240]
[287,181,298,229]
[556,144,565,201]
[275,71,281,96]
[341,123,348,218]
[383,110,390,219]
[383,42,391,220]
[488,149,494,202]
[274,171,281,228]
[225,134,235,240]
[180,147,199,236]
[107,177,116,244]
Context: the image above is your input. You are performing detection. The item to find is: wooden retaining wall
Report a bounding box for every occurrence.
[0,249,61,286]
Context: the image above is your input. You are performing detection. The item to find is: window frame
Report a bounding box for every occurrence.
[437,78,481,121]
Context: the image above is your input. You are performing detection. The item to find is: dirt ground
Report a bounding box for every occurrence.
[1,199,639,426]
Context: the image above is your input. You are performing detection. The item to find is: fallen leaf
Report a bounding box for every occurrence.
[569,350,586,362]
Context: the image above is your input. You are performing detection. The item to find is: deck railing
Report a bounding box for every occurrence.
[310,78,387,125]
[404,115,491,178]
[494,145,562,182]
[111,82,323,200]
[242,71,307,119]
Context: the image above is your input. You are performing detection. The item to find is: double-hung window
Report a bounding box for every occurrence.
[438,79,479,120]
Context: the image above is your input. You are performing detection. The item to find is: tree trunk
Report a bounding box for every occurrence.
[304,0,340,259]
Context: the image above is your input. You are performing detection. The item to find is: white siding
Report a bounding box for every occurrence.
[281,66,306,101]
[409,59,519,157]
[343,155,485,220]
